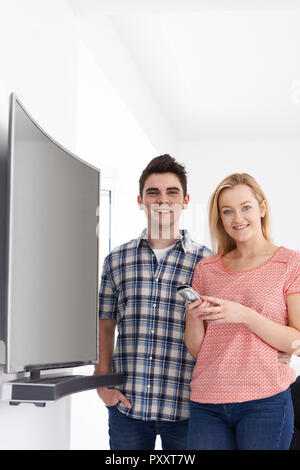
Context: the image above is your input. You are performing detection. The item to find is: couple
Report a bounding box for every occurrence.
[95,154,300,450]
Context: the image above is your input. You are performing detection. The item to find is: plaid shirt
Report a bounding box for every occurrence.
[99,229,211,422]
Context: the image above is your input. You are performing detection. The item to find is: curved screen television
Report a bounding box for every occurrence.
[4,93,100,374]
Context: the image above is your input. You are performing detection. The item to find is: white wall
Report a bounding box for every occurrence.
[72,13,177,157]
[0,0,79,450]
[74,42,158,251]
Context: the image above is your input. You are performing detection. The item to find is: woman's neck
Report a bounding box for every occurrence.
[229,237,276,260]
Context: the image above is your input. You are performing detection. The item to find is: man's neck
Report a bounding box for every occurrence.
[147,230,182,250]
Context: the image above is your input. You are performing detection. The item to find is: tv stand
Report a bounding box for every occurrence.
[2,372,124,407]
[30,370,41,380]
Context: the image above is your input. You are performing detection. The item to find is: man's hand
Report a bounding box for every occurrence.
[278,351,291,365]
[97,387,132,409]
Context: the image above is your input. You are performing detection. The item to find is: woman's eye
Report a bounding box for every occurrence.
[242,205,251,211]
[223,209,231,215]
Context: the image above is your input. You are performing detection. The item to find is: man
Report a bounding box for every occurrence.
[95,154,211,450]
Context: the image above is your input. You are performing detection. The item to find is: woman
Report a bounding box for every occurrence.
[185,173,300,450]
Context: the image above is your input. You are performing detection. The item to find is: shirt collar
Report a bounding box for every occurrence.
[136,228,193,253]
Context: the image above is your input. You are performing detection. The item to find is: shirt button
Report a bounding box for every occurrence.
[155,278,159,282]
[147,384,151,389]
[153,304,156,308]
[151,329,155,334]
[149,356,152,360]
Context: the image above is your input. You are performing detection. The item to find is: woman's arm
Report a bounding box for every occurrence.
[243,293,300,356]
[184,299,206,359]
[199,294,300,356]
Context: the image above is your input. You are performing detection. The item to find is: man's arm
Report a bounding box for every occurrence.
[95,318,117,374]
[95,318,132,409]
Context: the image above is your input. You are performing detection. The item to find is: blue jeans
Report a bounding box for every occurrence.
[187,388,294,450]
[107,405,189,450]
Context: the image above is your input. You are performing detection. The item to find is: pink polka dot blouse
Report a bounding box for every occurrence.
[190,246,300,404]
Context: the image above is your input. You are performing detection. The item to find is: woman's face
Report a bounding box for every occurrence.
[218,184,266,245]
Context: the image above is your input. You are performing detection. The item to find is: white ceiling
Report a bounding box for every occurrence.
[69,0,300,139]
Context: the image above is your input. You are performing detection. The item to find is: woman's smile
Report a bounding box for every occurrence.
[232,224,249,231]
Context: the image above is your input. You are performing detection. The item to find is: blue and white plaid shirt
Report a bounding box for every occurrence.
[99,229,211,422]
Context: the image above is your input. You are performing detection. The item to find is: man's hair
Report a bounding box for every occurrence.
[139,154,187,198]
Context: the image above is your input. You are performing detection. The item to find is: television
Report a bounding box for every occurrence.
[0,94,123,404]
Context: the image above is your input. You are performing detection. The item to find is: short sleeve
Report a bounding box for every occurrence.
[98,255,118,319]
[284,251,300,297]
[192,261,203,295]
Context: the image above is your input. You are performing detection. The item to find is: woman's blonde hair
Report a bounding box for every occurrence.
[209,173,272,254]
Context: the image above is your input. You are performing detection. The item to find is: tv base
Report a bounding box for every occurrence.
[3,372,124,406]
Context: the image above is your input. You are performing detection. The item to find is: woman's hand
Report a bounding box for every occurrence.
[185,299,213,320]
[197,295,249,324]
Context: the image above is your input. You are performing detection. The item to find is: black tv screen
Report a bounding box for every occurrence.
[3,93,100,373]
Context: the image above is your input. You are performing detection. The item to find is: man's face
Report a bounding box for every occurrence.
[137,172,189,238]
